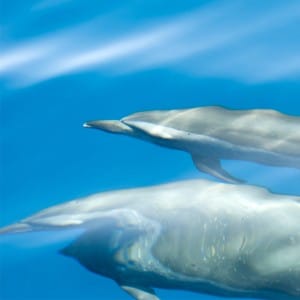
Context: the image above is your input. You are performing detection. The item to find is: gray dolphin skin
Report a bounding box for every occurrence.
[83,107,300,183]
[1,179,300,300]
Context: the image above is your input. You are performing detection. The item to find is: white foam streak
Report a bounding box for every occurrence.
[1,0,300,87]
[28,26,183,83]
[0,43,52,73]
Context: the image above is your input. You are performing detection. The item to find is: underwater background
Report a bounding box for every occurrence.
[1,0,300,299]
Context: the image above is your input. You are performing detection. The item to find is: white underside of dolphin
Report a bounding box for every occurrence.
[1,179,300,300]
[84,106,300,183]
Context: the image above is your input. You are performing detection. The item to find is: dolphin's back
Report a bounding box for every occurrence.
[124,107,300,157]
[146,181,300,298]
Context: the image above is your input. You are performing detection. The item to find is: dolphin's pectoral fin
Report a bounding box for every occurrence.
[191,154,244,184]
[120,284,159,300]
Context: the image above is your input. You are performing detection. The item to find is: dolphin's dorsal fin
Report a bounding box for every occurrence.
[120,284,159,300]
[191,154,244,184]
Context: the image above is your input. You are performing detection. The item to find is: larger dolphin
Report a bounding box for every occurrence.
[1,179,300,300]
[84,107,300,183]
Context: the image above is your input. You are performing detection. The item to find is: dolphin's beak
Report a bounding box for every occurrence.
[83,120,134,134]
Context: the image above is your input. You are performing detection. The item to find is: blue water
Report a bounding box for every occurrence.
[1,0,300,299]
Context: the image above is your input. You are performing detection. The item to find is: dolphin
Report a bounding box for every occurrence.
[83,106,300,183]
[1,179,300,300]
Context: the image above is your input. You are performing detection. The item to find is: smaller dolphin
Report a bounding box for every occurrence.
[84,107,300,183]
[1,180,300,300]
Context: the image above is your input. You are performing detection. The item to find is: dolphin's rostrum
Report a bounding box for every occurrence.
[1,180,300,299]
[84,106,300,183]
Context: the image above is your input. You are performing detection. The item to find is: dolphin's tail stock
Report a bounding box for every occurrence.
[0,222,32,235]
